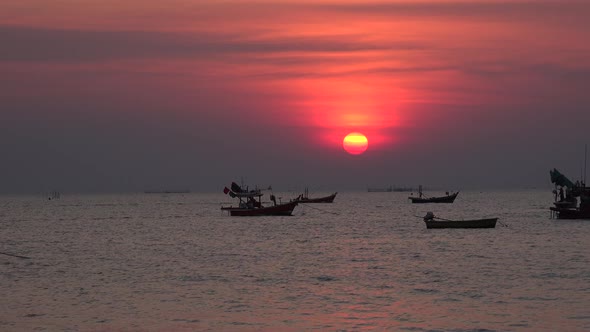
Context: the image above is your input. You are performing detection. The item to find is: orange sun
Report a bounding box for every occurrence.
[343,132,368,155]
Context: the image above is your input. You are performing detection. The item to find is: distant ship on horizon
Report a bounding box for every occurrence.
[367,186,413,192]
[144,189,191,194]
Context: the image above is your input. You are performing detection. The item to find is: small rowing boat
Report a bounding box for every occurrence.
[423,212,498,229]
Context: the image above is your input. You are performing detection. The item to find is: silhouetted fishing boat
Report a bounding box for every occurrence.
[423,212,497,229]
[549,171,590,219]
[549,146,590,220]
[221,200,298,216]
[409,185,459,203]
[295,188,337,203]
[221,182,298,216]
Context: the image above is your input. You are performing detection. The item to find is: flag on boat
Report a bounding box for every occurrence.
[231,182,242,193]
[223,187,230,194]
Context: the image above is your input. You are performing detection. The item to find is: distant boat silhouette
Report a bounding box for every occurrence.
[46,190,61,200]
[294,188,337,203]
[368,186,393,192]
[409,185,458,204]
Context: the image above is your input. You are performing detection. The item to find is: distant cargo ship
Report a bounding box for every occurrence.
[144,190,191,194]
[367,186,413,192]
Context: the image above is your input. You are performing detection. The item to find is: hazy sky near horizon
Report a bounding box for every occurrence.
[1,0,589,193]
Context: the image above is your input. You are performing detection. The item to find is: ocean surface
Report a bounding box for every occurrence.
[1,190,589,331]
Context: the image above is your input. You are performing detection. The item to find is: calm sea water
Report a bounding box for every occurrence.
[1,190,589,331]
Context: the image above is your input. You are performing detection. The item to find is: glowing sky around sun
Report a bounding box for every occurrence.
[1,0,590,192]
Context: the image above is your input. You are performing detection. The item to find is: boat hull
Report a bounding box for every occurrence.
[221,201,298,216]
[425,218,498,229]
[550,207,590,219]
[410,192,459,204]
[297,193,337,203]
[553,200,577,209]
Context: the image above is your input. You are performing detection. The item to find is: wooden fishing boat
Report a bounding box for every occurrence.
[423,212,497,229]
[221,182,298,216]
[425,217,497,229]
[409,185,458,204]
[222,200,298,216]
[549,165,590,220]
[409,192,459,204]
[295,188,337,203]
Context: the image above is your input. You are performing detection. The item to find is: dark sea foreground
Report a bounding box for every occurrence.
[1,190,589,331]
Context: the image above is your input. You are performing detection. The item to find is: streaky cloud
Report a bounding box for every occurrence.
[0,25,423,62]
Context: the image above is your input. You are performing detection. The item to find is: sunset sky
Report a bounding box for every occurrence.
[1,0,589,193]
